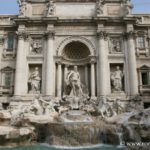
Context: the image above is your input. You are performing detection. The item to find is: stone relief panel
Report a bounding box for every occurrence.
[109,37,122,54]
[29,38,43,55]
[110,64,124,93]
[28,65,42,94]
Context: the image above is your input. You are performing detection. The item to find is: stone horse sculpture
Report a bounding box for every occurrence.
[92,97,113,118]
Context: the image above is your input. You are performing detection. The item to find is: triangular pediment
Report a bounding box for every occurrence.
[1,66,14,72]
[140,65,150,70]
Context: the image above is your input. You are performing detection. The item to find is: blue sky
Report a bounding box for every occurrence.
[0,0,150,14]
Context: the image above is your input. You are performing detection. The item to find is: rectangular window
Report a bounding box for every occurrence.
[137,37,145,49]
[141,72,150,86]
[4,72,12,87]
[7,35,14,50]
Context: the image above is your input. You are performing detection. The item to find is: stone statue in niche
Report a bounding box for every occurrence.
[47,0,55,16]
[28,67,41,94]
[30,39,42,54]
[63,66,89,110]
[123,0,133,15]
[111,66,123,92]
[110,38,122,53]
[17,0,26,17]
[66,66,83,97]
[96,0,105,16]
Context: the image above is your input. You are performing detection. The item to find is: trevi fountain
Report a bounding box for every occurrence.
[0,0,150,150]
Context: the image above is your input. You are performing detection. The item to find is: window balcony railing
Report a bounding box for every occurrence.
[0,86,14,95]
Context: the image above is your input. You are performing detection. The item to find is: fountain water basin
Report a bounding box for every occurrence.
[60,110,93,124]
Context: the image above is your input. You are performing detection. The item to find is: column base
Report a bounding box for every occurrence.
[90,96,97,101]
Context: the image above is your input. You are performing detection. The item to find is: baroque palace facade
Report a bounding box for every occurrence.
[0,0,150,108]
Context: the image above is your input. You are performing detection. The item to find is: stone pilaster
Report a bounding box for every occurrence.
[97,31,109,96]
[0,36,4,94]
[126,31,138,95]
[14,31,27,96]
[45,31,56,96]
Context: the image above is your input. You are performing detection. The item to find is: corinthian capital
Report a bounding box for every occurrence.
[89,55,97,64]
[97,31,108,40]
[55,56,63,64]
[45,30,55,39]
[124,31,136,39]
[16,31,28,40]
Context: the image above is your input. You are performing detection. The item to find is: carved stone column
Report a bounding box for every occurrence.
[45,31,56,96]
[57,61,62,97]
[85,65,89,89]
[64,65,68,83]
[97,31,109,96]
[90,61,96,97]
[126,31,138,95]
[14,32,27,96]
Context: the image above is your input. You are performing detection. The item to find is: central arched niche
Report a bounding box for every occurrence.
[58,41,95,97]
[62,41,90,60]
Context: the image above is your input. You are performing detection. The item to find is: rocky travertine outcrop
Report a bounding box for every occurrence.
[0,96,149,147]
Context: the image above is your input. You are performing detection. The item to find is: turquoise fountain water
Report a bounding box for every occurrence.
[0,144,125,150]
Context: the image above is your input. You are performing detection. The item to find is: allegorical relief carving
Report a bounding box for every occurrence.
[96,0,105,16]
[30,38,43,54]
[47,0,55,16]
[28,66,41,94]
[110,66,124,92]
[109,37,122,53]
